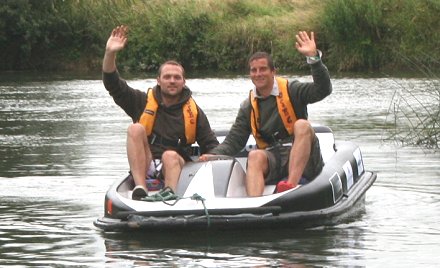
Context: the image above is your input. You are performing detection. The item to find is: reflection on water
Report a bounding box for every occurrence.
[0,75,439,266]
[0,176,108,266]
[0,80,130,177]
[103,226,370,267]
[0,200,100,266]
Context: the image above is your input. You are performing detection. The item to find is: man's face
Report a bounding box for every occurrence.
[157,64,185,97]
[249,58,275,93]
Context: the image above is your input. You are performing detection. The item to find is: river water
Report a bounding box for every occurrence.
[0,73,439,267]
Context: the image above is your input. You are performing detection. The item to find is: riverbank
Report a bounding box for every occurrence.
[1,0,439,74]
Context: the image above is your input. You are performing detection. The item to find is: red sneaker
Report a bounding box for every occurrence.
[276,181,294,193]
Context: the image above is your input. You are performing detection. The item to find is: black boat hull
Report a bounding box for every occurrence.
[94,126,377,232]
[94,171,375,231]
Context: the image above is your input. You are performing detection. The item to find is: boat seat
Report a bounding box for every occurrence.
[214,159,246,197]
[177,158,248,198]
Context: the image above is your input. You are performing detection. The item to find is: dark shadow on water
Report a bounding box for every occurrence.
[99,199,368,246]
[100,206,368,266]
[102,226,368,266]
[102,217,364,249]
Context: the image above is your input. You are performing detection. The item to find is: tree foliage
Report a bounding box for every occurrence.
[1,0,439,73]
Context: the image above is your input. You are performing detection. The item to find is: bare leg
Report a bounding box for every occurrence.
[126,123,152,190]
[287,119,314,187]
[246,149,269,196]
[161,150,185,192]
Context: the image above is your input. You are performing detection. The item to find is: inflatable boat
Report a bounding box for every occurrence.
[94,125,376,231]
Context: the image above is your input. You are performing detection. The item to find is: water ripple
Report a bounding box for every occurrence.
[0,76,439,266]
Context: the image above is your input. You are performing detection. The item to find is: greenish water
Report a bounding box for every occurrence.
[0,74,439,266]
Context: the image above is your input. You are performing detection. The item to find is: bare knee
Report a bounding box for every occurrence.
[293,119,314,140]
[127,123,146,139]
[247,150,268,171]
[161,150,184,166]
[248,149,266,162]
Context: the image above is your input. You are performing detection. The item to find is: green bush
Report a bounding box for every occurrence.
[0,0,129,71]
[320,0,440,72]
[120,1,215,72]
[1,0,438,73]
[116,0,300,73]
[320,0,388,71]
[385,0,440,69]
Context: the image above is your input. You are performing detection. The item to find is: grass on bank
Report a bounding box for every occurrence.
[0,0,323,72]
[2,0,439,74]
[116,0,323,73]
[320,0,440,72]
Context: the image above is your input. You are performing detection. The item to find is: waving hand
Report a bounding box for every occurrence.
[106,25,128,53]
[295,31,317,57]
[103,25,128,73]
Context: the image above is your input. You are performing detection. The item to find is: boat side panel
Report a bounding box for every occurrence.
[266,141,363,212]
[94,171,376,231]
[105,175,136,219]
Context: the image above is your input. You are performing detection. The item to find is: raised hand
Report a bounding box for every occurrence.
[295,31,317,57]
[105,25,128,53]
[103,25,128,73]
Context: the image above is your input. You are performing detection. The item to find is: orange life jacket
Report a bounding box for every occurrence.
[250,77,297,149]
[139,88,198,144]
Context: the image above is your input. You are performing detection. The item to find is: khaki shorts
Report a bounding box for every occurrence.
[263,135,324,184]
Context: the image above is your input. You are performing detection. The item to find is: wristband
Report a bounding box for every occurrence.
[307,55,320,61]
[306,50,322,64]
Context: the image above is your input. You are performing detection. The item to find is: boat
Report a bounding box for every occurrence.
[94,125,377,231]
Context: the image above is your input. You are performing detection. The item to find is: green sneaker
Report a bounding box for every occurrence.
[141,187,178,202]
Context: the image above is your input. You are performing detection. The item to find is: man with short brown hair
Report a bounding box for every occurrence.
[201,31,332,196]
[103,25,218,200]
